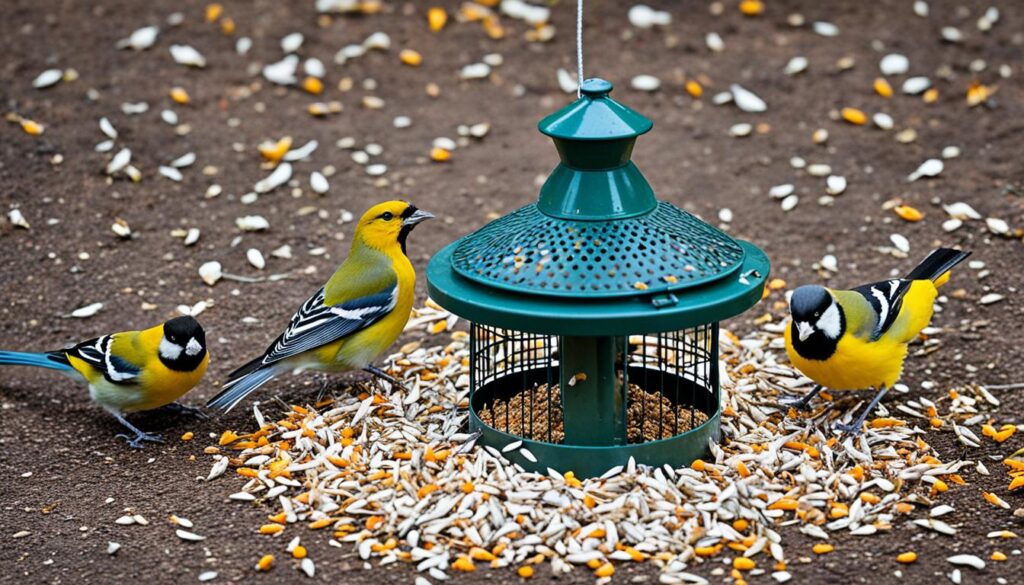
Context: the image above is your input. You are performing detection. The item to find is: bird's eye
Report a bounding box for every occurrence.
[381,212,394,221]
[813,312,820,318]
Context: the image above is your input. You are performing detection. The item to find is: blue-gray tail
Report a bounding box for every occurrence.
[0,350,74,372]
[905,248,971,282]
[206,366,278,413]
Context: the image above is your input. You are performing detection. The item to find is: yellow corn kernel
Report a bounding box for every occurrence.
[923,88,938,103]
[452,556,476,572]
[694,545,721,557]
[737,462,750,478]
[302,77,323,95]
[896,552,917,564]
[733,557,755,571]
[256,554,274,571]
[259,136,292,162]
[967,81,995,107]
[594,563,614,578]
[469,547,496,561]
[870,418,904,428]
[170,87,190,104]
[428,7,447,32]
[992,551,1007,561]
[768,497,798,511]
[848,465,865,481]
[583,494,596,508]
[895,503,913,515]
[400,49,423,67]
[292,545,307,559]
[180,431,194,441]
[430,147,451,162]
[483,17,505,40]
[931,478,949,494]
[874,78,893,98]
[205,3,223,22]
[517,566,534,578]
[685,80,703,98]
[308,518,334,529]
[1009,476,1024,491]
[993,427,1016,443]
[894,205,923,222]
[259,524,284,535]
[691,459,706,472]
[221,17,235,35]
[20,119,43,135]
[739,0,764,16]
[859,493,881,505]
[417,484,440,499]
[841,107,867,125]
[829,503,849,519]
[733,519,749,532]
[813,544,834,555]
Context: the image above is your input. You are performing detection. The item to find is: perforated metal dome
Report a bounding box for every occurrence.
[451,202,745,298]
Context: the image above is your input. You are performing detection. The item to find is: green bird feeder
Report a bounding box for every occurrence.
[426,79,769,477]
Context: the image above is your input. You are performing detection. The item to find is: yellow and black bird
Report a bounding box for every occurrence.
[0,316,209,447]
[784,248,970,434]
[207,200,433,413]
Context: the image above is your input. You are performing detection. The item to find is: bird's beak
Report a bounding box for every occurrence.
[796,321,815,342]
[185,337,203,356]
[402,209,434,227]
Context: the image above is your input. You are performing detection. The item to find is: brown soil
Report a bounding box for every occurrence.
[1,0,1022,584]
[478,382,709,443]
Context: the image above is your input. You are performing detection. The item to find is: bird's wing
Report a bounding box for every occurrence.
[257,284,398,368]
[849,279,914,341]
[67,335,142,384]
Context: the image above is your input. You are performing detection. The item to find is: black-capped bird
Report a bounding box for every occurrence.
[207,200,433,413]
[0,316,209,447]
[784,248,970,434]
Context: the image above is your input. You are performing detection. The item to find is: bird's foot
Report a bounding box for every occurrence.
[115,430,164,449]
[779,394,815,412]
[363,365,406,391]
[833,386,889,438]
[164,402,209,420]
[778,385,823,412]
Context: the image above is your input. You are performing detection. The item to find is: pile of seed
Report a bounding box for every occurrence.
[205,305,1016,583]
[477,382,709,444]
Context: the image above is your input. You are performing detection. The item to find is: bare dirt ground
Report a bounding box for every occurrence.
[1,0,1022,583]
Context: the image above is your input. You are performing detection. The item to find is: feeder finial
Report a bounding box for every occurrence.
[536,78,657,220]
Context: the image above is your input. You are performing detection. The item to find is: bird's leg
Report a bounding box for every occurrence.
[363,365,405,390]
[110,412,164,449]
[779,385,824,411]
[315,373,332,403]
[163,402,209,420]
[834,386,889,436]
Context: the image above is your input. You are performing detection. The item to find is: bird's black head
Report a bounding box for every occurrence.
[789,285,844,360]
[159,316,208,371]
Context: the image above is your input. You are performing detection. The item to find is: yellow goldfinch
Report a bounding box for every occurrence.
[0,316,209,447]
[784,248,970,434]
[207,201,433,412]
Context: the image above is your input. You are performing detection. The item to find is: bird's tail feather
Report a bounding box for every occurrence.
[207,366,278,412]
[905,248,971,286]
[0,350,74,372]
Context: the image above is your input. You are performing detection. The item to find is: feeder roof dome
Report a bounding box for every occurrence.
[539,79,653,141]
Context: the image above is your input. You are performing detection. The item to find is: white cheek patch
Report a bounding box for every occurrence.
[160,337,184,360]
[816,302,842,339]
[185,338,203,356]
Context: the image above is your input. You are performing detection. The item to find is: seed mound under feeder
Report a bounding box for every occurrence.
[427,79,770,477]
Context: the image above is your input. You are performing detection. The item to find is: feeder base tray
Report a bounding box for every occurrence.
[477,382,709,444]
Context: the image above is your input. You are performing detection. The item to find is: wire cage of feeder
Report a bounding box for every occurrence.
[426,79,770,477]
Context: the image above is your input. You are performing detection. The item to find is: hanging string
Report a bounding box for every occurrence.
[576,0,584,97]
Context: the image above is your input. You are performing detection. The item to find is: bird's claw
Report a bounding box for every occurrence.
[363,366,406,391]
[115,431,164,449]
[779,395,814,412]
